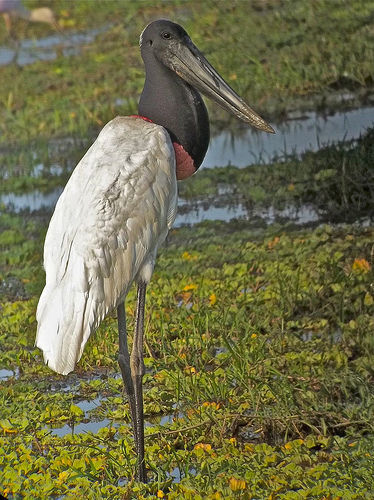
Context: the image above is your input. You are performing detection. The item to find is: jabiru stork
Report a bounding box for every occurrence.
[36,19,274,483]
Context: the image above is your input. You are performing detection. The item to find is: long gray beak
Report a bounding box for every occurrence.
[165,39,275,134]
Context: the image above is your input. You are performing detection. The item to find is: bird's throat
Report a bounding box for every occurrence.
[138,60,210,175]
[131,115,196,179]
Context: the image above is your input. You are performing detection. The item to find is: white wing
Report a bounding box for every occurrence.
[36,116,178,375]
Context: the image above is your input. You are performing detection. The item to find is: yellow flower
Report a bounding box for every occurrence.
[352,258,371,273]
[194,442,212,451]
[268,236,280,249]
[181,251,198,260]
[251,333,257,339]
[185,366,196,375]
[57,470,70,484]
[288,183,295,191]
[209,293,217,306]
[284,439,303,450]
[229,477,246,491]
[157,490,165,498]
[202,401,220,410]
[183,283,198,291]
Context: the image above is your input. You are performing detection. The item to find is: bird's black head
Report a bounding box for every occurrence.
[140,19,274,135]
[138,19,274,179]
[139,19,211,178]
[140,19,190,63]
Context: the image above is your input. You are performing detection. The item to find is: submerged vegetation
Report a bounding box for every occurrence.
[1,0,374,498]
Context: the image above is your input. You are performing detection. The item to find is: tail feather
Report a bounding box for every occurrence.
[36,284,89,375]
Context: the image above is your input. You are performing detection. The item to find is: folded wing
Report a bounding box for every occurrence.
[36,117,177,375]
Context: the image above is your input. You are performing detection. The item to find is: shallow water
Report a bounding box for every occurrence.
[204,106,374,167]
[176,201,320,226]
[0,367,19,380]
[1,106,373,226]
[174,201,249,226]
[0,186,321,227]
[0,187,63,212]
[76,397,102,413]
[45,409,184,437]
[0,25,109,66]
[145,411,185,427]
[168,466,197,483]
[47,418,114,437]
[2,105,373,179]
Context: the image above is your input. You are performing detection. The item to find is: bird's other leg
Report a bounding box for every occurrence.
[131,282,147,483]
[117,303,138,450]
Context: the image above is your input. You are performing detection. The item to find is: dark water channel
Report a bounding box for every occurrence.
[1,105,374,225]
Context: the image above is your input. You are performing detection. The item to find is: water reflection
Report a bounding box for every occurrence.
[174,200,320,227]
[0,187,63,212]
[0,25,109,67]
[203,106,374,167]
[175,202,248,226]
[1,106,373,226]
[46,418,113,437]
[0,368,19,380]
[0,187,322,227]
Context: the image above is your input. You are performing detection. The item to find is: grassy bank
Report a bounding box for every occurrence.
[0,0,373,143]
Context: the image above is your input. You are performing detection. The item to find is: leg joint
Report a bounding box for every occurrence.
[130,351,145,378]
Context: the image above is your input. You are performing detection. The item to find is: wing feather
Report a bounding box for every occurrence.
[36,117,177,375]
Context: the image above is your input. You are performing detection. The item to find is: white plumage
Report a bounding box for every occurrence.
[36,116,178,375]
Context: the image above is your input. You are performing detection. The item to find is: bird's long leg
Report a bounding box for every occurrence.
[117,303,138,452]
[130,282,147,483]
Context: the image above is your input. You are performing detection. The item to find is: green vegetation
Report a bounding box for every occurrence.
[1,0,374,498]
[1,216,374,498]
[0,0,373,143]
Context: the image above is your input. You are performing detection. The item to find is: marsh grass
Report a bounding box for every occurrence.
[0,0,373,143]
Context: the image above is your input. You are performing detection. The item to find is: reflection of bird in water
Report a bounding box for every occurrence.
[0,0,57,35]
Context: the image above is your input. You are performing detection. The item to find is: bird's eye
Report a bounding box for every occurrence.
[162,32,171,39]
[148,39,153,46]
